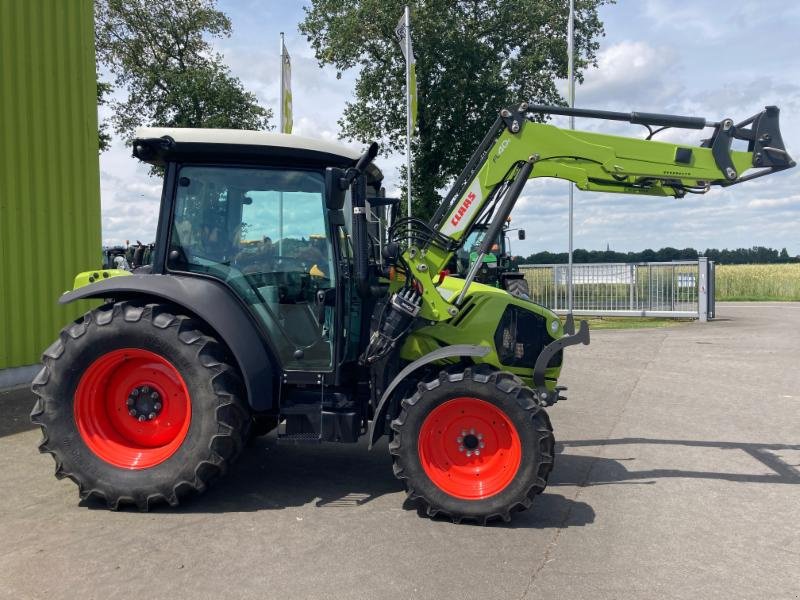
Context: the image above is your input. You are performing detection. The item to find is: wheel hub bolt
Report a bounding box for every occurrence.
[127,385,163,421]
[457,430,484,457]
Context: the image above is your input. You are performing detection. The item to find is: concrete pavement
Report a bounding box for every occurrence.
[1,302,798,599]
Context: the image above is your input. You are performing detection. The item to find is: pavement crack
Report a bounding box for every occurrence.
[517,457,601,599]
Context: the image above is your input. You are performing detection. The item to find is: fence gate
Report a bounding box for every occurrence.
[518,258,715,321]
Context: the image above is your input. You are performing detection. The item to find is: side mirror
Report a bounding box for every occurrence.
[518,229,526,241]
[325,167,348,210]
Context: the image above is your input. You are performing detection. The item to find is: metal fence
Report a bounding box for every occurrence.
[519,258,715,320]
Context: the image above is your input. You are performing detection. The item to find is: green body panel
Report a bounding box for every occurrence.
[0,0,101,369]
[400,276,563,388]
[469,251,497,265]
[72,269,132,290]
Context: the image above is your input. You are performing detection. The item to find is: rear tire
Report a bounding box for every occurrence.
[31,302,249,510]
[389,367,554,524]
[505,277,530,299]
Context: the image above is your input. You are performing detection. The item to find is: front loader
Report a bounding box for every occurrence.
[32,104,793,523]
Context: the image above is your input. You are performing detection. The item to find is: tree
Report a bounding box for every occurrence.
[97,79,112,152]
[95,0,270,148]
[301,0,609,220]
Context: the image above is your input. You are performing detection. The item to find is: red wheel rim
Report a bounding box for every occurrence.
[74,348,191,469]
[418,397,522,500]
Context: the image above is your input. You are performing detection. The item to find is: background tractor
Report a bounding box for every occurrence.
[32,104,793,523]
[453,221,529,297]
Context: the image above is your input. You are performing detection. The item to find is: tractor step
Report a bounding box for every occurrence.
[278,431,322,444]
[278,387,360,443]
[277,411,361,444]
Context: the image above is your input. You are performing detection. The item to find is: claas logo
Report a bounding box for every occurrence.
[450,192,476,227]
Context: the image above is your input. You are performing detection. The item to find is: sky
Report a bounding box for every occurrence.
[99,0,800,256]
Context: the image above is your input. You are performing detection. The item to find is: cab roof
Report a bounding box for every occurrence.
[132,127,383,181]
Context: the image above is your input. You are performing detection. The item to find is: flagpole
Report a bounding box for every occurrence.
[567,0,575,318]
[404,5,412,233]
[279,32,285,133]
[278,32,285,255]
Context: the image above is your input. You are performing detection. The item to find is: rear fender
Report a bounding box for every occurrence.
[59,274,276,412]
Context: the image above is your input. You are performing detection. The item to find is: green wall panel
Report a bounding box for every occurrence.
[0,0,101,369]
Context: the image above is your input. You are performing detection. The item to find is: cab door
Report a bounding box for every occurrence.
[169,165,338,372]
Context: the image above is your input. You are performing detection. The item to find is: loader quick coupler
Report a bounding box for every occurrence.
[532,318,591,407]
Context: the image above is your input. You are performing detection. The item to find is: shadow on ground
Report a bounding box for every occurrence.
[78,436,596,529]
[73,434,799,528]
[552,438,800,486]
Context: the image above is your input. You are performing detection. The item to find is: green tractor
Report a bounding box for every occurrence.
[32,104,793,522]
[454,221,529,298]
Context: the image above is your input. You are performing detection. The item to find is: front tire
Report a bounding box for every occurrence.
[505,277,530,299]
[389,367,554,524]
[31,302,249,510]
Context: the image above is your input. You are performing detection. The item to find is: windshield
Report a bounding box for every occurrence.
[169,166,335,370]
[461,228,504,255]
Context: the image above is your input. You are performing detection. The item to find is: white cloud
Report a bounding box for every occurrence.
[747,196,800,210]
[99,147,162,246]
[565,40,683,109]
[96,1,800,257]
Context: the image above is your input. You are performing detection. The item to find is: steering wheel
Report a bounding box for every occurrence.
[271,255,306,271]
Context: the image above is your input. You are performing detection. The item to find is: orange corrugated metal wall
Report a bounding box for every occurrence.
[0,0,101,369]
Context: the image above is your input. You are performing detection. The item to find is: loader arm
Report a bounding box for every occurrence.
[388,104,794,321]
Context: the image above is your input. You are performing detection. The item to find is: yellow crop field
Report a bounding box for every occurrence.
[715,264,800,301]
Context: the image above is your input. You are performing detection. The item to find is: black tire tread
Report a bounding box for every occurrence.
[388,366,554,525]
[505,278,530,299]
[31,301,249,511]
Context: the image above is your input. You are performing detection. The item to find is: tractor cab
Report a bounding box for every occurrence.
[452,222,528,294]
[132,128,384,376]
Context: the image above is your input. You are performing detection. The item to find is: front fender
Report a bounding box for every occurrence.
[59,274,277,411]
[367,344,491,449]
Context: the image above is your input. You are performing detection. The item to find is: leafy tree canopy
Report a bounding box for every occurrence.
[95,0,271,147]
[301,0,609,219]
[97,79,113,152]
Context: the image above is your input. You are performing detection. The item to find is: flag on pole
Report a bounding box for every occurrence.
[280,37,293,134]
[395,9,417,132]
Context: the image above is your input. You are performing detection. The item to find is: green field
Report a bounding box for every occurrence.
[570,316,689,330]
[715,264,800,301]
[556,263,800,329]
